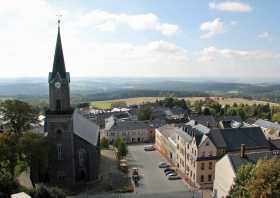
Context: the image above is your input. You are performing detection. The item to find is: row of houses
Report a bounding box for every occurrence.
[155,117,280,197]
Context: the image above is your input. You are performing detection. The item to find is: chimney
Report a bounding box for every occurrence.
[240,144,246,158]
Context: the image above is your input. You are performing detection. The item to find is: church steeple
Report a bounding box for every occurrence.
[51,20,66,80]
[48,19,71,112]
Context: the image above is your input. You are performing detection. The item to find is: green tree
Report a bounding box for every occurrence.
[0,167,17,194]
[113,137,123,148]
[248,158,280,198]
[137,105,152,121]
[229,163,255,198]
[100,137,109,149]
[19,132,50,184]
[0,133,19,178]
[0,100,39,133]
[117,141,127,157]
[229,158,280,198]
[272,113,280,122]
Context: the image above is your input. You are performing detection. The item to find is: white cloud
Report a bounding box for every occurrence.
[0,0,185,77]
[200,18,226,39]
[198,46,280,63]
[78,10,179,36]
[258,32,270,39]
[209,1,252,12]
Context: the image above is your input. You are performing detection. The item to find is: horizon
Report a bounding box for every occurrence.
[1,0,280,78]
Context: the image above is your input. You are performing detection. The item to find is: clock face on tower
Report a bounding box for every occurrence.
[55,82,61,89]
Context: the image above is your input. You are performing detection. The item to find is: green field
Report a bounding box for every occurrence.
[91,96,280,109]
[91,101,113,110]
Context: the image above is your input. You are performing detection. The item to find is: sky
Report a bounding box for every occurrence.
[0,0,280,80]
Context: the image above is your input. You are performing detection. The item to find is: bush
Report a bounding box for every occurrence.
[0,169,17,194]
[100,137,109,149]
[33,185,66,198]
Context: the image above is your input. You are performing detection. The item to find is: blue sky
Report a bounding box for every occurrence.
[0,0,279,80]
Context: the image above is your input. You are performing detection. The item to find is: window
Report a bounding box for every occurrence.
[201,162,205,170]
[194,150,196,156]
[202,151,206,157]
[78,149,86,167]
[208,174,212,182]
[187,144,189,149]
[209,151,213,156]
[200,175,204,182]
[209,162,213,170]
[57,171,65,181]
[56,100,61,112]
[57,144,63,160]
[205,141,210,146]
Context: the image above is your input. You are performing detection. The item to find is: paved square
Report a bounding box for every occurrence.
[126,144,189,194]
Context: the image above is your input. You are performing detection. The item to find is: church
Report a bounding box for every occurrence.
[45,20,100,186]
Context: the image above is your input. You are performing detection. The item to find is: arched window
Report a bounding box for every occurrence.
[56,100,61,112]
[78,149,87,167]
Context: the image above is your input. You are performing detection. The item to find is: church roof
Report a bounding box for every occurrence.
[73,109,99,146]
[50,22,67,80]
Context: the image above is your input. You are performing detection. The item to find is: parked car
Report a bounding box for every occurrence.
[165,170,175,176]
[168,175,181,180]
[166,172,177,177]
[144,145,155,151]
[164,168,174,173]
[158,162,169,168]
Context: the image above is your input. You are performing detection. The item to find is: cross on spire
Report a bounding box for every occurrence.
[56,14,62,28]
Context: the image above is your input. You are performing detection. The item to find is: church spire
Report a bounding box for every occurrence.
[51,19,66,79]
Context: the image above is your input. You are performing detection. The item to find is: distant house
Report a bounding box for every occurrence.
[218,116,242,129]
[189,115,217,128]
[155,125,178,164]
[213,150,280,198]
[104,117,154,143]
[254,119,280,139]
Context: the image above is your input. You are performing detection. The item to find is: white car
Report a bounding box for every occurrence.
[166,172,177,177]
[144,145,155,151]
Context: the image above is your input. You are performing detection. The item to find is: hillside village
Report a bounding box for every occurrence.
[1,3,280,198]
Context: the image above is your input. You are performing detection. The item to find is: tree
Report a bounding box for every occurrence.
[100,137,109,149]
[117,141,127,157]
[229,163,255,198]
[248,158,280,198]
[113,137,123,148]
[0,100,39,133]
[137,105,152,121]
[0,133,19,178]
[19,132,50,184]
[0,167,17,194]
[229,158,280,198]
[272,113,280,122]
